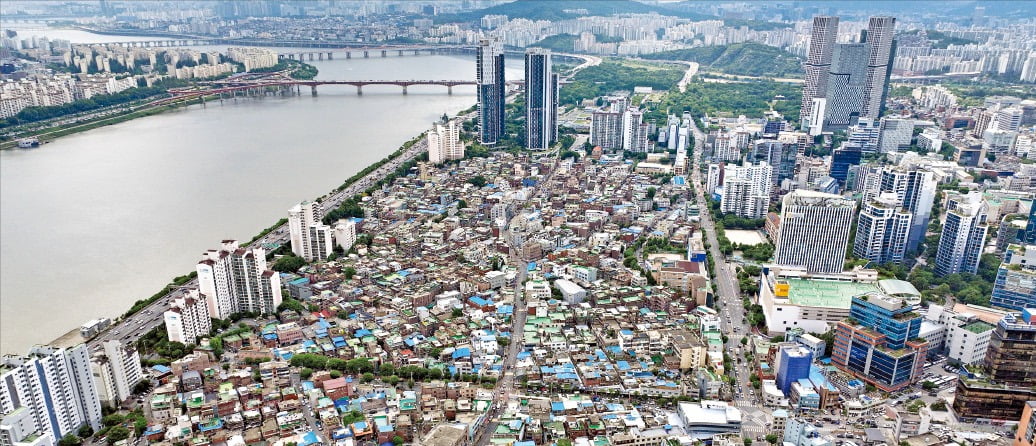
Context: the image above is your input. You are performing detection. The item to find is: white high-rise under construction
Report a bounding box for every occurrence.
[773,190,856,273]
[288,200,333,262]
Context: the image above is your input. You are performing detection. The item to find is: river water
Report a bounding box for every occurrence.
[0,26,524,354]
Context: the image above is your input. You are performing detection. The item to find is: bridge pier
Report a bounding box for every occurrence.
[448,85,453,95]
[363,51,369,58]
[318,53,324,61]
[398,50,404,56]
[346,52,351,59]
[414,49,420,56]
[311,86,317,96]
[327,52,333,60]
[356,85,363,95]
[308,53,314,61]
[402,85,408,95]
[381,50,387,57]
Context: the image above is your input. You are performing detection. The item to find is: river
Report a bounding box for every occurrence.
[0,27,524,354]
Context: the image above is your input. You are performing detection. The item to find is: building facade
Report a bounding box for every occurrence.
[953,310,1036,421]
[991,244,1036,310]
[164,289,213,345]
[800,16,839,133]
[288,200,333,262]
[0,345,102,441]
[197,240,282,319]
[720,162,772,219]
[773,190,856,274]
[853,193,913,265]
[476,38,505,145]
[832,292,928,392]
[524,48,558,150]
[92,340,143,407]
[935,192,989,276]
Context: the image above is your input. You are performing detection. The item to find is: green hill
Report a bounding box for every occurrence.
[529,34,577,52]
[437,0,714,24]
[642,43,803,78]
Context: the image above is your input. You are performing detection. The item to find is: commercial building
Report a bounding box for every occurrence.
[784,417,832,446]
[824,42,868,129]
[773,190,856,274]
[878,118,914,153]
[830,144,862,187]
[0,345,102,441]
[476,38,505,145]
[800,16,839,133]
[288,200,333,262]
[953,309,1036,421]
[832,291,929,392]
[524,48,558,150]
[853,193,913,265]
[757,265,884,334]
[750,140,798,188]
[934,192,989,276]
[776,345,813,396]
[92,340,143,407]
[164,289,212,345]
[197,240,283,319]
[720,162,772,219]
[991,244,1036,310]
[427,120,463,164]
[923,304,995,365]
[676,401,742,439]
[785,328,827,360]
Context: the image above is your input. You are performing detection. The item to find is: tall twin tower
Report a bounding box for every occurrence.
[800,16,896,135]
[477,39,558,150]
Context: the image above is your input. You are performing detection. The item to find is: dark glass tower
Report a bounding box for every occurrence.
[477,38,505,146]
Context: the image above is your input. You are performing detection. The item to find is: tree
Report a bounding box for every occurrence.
[392,435,404,446]
[452,308,464,318]
[744,438,753,446]
[300,368,314,379]
[765,434,779,444]
[102,414,125,427]
[77,425,94,439]
[468,175,488,187]
[344,267,357,280]
[133,379,151,394]
[558,439,574,446]
[105,426,130,445]
[272,255,306,273]
[59,434,82,446]
[921,380,937,390]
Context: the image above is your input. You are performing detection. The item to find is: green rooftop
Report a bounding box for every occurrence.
[963,320,995,334]
[782,278,880,308]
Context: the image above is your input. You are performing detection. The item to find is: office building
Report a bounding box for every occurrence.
[875,166,936,254]
[676,401,742,439]
[832,291,929,392]
[784,418,831,446]
[92,340,142,407]
[953,309,1036,421]
[288,200,333,262]
[923,304,995,365]
[427,120,463,164]
[0,345,102,441]
[824,43,868,129]
[1015,401,1036,446]
[861,16,896,120]
[878,118,914,153]
[197,240,282,319]
[333,219,357,252]
[525,48,558,150]
[164,289,212,345]
[853,193,913,265]
[992,244,1036,311]
[935,192,988,276]
[1026,205,1036,245]
[830,144,863,185]
[0,408,55,446]
[757,265,890,334]
[476,38,505,145]
[996,107,1024,132]
[720,162,772,219]
[776,345,813,396]
[774,190,856,274]
[801,16,839,133]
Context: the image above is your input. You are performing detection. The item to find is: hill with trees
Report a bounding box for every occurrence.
[642,43,803,78]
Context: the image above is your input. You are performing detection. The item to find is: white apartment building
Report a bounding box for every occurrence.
[720,162,772,219]
[92,340,142,407]
[427,120,463,164]
[197,240,282,318]
[854,193,913,265]
[0,408,55,446]
[773,190,856,274]
[225,47,278,71]
[333,219,357,252]
[590,110,623,150]
[0,345,102,441]
[935,192,989,276]
[164,289,212,345]
[288,201,333,262]
[916,128,943,152]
